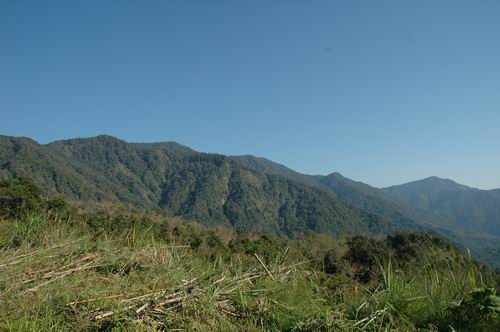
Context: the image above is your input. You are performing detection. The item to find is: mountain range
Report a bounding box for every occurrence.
[1,134,499,267]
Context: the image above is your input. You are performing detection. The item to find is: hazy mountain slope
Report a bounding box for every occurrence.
[317,172,430,229]
[382,177,500,267]
[383,177,500,236]
[383,177,471,211]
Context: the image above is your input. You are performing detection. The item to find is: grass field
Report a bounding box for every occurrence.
[0,209,499,331]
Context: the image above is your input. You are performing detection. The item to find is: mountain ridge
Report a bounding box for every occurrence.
[0,134,404,239]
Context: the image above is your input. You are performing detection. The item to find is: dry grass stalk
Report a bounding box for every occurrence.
[89,278,198,321]
[24,261,101,293]
[254,253,276,282]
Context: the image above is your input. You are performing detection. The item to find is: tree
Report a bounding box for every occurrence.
[0,177,43,218]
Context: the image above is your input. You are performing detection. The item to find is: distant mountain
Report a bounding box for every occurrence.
[383,177,500,267]
[383,177,500,236]
[0,135,398,238]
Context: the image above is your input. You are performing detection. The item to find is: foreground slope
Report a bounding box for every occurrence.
[0,189,498,331]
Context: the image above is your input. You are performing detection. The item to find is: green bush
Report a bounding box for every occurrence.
[206,231,225,249]
[229,235,286,263]
[323,249,340,274]
[0,177,44,218]
[190,234,203,249]
[438,288,500,330]
[84,208,159,237]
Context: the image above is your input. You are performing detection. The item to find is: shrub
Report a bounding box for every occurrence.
[229,235,286,263]
[0,177,44,218]
[344,235,388,282]
[323,249,340,274]
[438,287,500,330]
[190,234,203,249]
[206,231,225,249]
[386,232,418,261]
[345,236,387,267]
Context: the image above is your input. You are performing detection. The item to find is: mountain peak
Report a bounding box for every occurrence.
[326,171,344,178]
[47,134,127,146]
[381,176,476,214]
[421,175,454,183]
[0,135,40,146]
[391,176,470,192]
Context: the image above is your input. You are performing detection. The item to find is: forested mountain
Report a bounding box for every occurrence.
[0,135,397,238]
[1,135,499,267]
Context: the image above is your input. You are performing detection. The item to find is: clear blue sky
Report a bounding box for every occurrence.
[1,1,499,189]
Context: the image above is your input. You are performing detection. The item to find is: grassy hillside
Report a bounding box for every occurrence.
[1,199,499,331]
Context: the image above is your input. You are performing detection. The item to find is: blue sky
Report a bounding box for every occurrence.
[1,1,499,189]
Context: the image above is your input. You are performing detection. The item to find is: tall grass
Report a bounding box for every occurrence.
[0,213,498,331]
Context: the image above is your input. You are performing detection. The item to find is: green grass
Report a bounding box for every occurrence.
[0,213,499,331]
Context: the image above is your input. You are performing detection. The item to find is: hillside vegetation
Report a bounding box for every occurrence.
[1,179,499,331]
